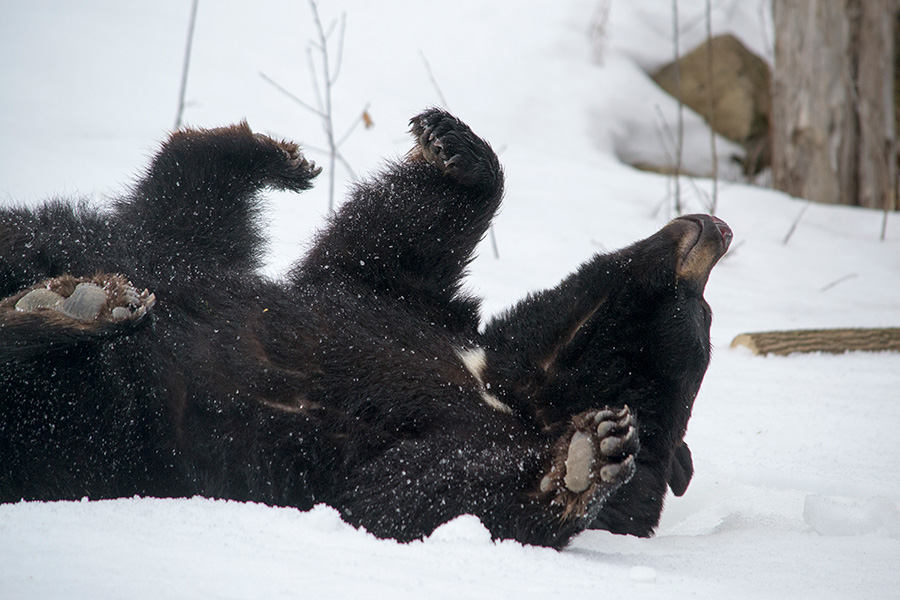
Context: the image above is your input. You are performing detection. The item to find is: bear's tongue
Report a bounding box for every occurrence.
[711,216,733,250]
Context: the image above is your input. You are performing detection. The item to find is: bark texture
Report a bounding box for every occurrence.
[771,0,898,210]
[731,328,900,356]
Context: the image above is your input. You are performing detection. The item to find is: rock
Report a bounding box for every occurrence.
[652,34,771,173]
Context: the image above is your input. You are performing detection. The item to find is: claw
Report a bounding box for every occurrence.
[593,410,616,424]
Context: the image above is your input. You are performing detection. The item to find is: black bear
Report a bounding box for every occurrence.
[0,109,731,549]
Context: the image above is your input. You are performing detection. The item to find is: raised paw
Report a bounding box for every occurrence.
[7,273,155,327]
[256,133,322,193]
[539,406,639,520]
[408,108,501,190]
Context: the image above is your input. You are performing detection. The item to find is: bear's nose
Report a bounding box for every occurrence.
[710,216,733,250]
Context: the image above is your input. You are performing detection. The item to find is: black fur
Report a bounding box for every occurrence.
[0,109,730,548]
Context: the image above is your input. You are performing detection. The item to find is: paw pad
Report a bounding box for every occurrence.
[15,288,64,312]
[541,406,639,519]
[57,282,107,321]
[12,274,156,325]
[564,431,595,493]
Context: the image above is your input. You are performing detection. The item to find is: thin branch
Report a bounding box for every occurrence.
[336,103,372,149]
[671,0,684,215]
[653,105,712,215]
[323,16,339,40]
[419,50,449,107]
[174,0,200,130]
[330,14,347,85]
[259,2,367,213]
[308,0,342,212]
[705,0,718,214]
[259,72,325,117]
[335,152,357,181]
[782,203,810,245]
[306,46,325,114]
[589,0,613,64]
[819,273,858,292]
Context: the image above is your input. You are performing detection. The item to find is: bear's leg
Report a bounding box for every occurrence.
[0,273,155,364]
[336,405,637,549]
[298,109,503,319]
[117,123,320,276]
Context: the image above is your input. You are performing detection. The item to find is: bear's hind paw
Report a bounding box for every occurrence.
[10,274,155,327]
[540,407,639,520]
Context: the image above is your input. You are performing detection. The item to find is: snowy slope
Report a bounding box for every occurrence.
[1,1,899,598]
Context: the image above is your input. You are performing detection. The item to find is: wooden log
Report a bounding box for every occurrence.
[730,328,900,356]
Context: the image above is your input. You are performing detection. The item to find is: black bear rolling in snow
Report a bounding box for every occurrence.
[0,109,732,548]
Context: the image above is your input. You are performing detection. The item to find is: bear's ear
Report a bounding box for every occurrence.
[668,441,693,496]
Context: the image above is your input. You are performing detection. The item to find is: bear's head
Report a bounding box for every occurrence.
[536,214,732,436]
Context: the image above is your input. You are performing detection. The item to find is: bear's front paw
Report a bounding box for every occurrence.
[9,273,155,327]
[256,134,322,192]
[409,108,500,189]
[539,407,639,519]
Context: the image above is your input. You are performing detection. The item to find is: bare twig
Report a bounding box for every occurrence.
[819,273,858,292]
[336,103,372,148]
[259,72,323,117]
[260,1,369,213]
[307,2,338,211]
[652,105,713,216]
[174,0,200,130]
[418,50,448,107]
[671,0,684,215]
[329,14,347,84]
[881,198,893,240]
[782,203,810,245]
[705,0,718,214]
[590,0,613,65]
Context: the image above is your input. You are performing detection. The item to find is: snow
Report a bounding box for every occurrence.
[1,1,898,598]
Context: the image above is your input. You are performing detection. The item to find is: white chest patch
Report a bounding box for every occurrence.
[455,346,513,414]
[457,347,488,382]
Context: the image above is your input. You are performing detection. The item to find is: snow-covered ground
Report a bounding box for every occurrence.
[1,1,898,598]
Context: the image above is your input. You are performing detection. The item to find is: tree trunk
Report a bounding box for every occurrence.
[771,0,898,210]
